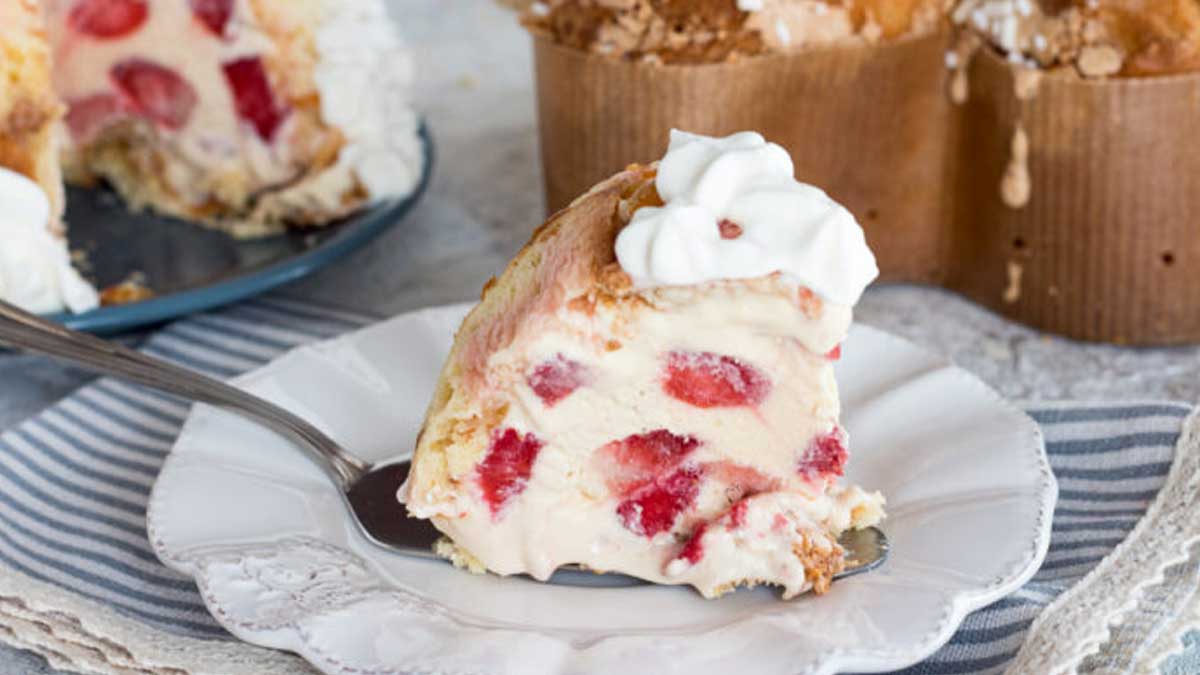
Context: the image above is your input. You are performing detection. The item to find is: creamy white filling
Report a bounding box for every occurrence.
[0,168,98,314]
[615,130,879,306]
[313,0,422,201]
[409,283,879,594]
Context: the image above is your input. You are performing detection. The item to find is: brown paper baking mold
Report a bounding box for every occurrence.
[949,48,1200,344]
[533,30,1200,345]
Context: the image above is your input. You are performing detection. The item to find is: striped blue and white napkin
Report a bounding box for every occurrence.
[0,297,1191,673]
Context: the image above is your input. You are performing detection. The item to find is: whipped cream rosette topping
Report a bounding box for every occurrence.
[0,168,98,314]
[616,130,879,307]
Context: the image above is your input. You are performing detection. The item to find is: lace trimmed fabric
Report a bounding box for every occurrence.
[1008,407,1200,674]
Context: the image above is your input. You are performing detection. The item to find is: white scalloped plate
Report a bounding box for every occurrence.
[148,302,1056,675]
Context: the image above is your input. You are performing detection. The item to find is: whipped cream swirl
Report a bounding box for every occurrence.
[313,0,423,201]
[614,130,879,307]
[0,168,98,315]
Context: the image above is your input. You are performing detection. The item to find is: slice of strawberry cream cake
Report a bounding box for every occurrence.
[404,130,884,599]
[44,0,421,236]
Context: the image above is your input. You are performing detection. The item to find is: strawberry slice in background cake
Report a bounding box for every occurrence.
[44,0,422,236]
[404,130,885,599]
[0,0,98,314]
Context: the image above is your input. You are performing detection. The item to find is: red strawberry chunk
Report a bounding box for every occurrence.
[676,522,709,564]
[64,94,124,141]
[617,465,703,537]
[189,0,233,36]
[69,0,148,39]
[717,219,743,240]
[599,429,701,495]
[527,355,589,407]
[222,57,288,142]
[798,428,848,479]
[477,428,543,518]
[110,59,197,130]
[825,344,842,361]
[662,351,771,409]
[728,499,750,529]
[708,461,780,500]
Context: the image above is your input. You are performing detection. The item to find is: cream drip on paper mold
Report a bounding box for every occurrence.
[614,130,879,307]
[313,0,423,201]
[1001,126,1031,209]
[0,168,98,315]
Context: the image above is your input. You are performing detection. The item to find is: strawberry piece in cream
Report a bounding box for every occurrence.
[598,429,700,493]
[111,59,196,130]
[527,354,590,407]
[616,464,704,537]
[222,57,287,141]
[69,0,147,39]
[798,427,849,480]
[477,428,543,518]
[188,0,232,36]
[662,350,771,409]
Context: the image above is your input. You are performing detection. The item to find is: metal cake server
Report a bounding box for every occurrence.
[0,299,889,588]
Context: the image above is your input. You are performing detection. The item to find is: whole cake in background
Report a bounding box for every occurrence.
[47,0,423,236]
[0,0,99,315]
[0,0,423,315]
[403,130,884,599]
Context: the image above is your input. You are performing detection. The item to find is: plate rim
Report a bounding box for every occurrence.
[148,304,1058,675]
[45,123,434,335]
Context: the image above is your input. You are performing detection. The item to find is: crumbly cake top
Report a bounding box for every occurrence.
[954,0,1200,77]
[523,0,952,63]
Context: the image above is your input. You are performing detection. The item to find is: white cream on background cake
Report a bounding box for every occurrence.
[0,0,98,314]
[404,130,884,599]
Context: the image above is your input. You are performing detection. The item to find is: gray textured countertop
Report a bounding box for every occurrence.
[1,2,1197,673]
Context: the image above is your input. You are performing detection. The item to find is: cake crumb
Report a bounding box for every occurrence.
[1013,66,1041,100]
[1001,126,1031,209]
[434,537,487,574]
[1076,45,1122,78]
[99,273,155,306]
[1003,261,1024,304]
